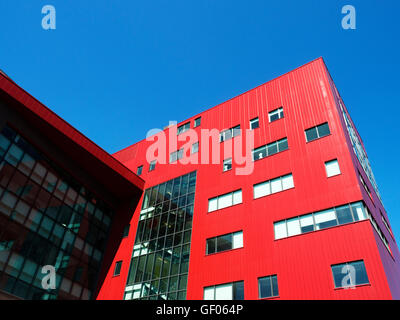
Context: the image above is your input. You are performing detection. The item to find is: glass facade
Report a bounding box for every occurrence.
[0,126,114,300]
[124,171,196,300]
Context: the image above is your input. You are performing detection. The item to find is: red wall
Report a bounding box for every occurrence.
[97,58,399,300]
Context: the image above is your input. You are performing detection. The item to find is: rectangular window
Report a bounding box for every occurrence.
[191,142,199,154]
[114,261,122,276]
[325,159,341,177]
[177,122,190,135]
[223,158,232,172]
[206,231,243,255]
[258,275,279,299]
[253,174,294,199]
[194,117,201,128]
[149,160,156,171]
[137,166,143,176]
[170,149,184,163]
[252,138,288,161]
[204,281,244,300]
[273,201,368,240]
[208,190,242,212]
[250,117,259,130]
[305,122,331,142]
[331,260,369,288]
[268,107,284,122]
[220,125,241,142]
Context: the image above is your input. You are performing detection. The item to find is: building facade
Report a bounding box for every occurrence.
[1,57,400,300]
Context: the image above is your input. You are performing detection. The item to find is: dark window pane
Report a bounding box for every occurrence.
[305,127,318,142]
[206,238,216,254]
[278,138,288,152]
[216,234,232,252]
[336,205,354,225]
[317,123,330,137]
[233,281,244,300]
[259,277,272,298]
[267,143,278,156]
[253,147,266,161]
[271,275,279,297]
[352,261,369,285]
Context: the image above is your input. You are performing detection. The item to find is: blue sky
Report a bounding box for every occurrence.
[1,1,399,239]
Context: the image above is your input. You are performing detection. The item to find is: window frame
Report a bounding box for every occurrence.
[250,117,259,130]
[268,107,284,123]
[113,260,123,276]
[325,159,341,178]
[258,275,279,299]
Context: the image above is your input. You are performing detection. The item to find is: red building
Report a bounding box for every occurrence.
[1,58,399,300]
[96,57,400,300]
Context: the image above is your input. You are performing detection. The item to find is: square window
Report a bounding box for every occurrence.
[250,118,259,130]
[223,158,232,172]
[305,127,318,142]
[194,117,201,128]
[325,159,341,177]
[317,122,331,138]
[259,275,279,299]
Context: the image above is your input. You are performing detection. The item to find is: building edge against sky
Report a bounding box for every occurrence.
[0,57,400,300]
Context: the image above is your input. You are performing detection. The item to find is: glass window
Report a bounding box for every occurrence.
[191,142,199,154]
[270,178,283,193]
[149,160,156,172]
[250,118,259,130]
[336,205,353,225]
[281,174,294,190]
[203,286,214,300]
[269,107,284,122]
[208,197,218,212]
[314,209,337,230]
[194,117,201,128]
[216,234,233,252]
[113,261,122,276]
[223,158,232,172]
[137,166,143,176]
[206,238,216,254]
[232,232,243,249]
[177,122,190,135]
[259,275,278,299]
[300,214,314,233]
[274,221,287,240]
[325,159,341,177]
[317,122,331,138]
[287,217,301,236]
[254,181,270,199]
[278,138,288,152]
[351,202,366,221]
[253,146,267,161]
[331,260,369,288]
[232,190,242,205]
[233,281,244,300]
[215,283,233,299]
[305,127,318,142]
[267,142,278,156]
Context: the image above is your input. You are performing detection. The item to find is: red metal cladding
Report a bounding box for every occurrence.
[97,57,400,300]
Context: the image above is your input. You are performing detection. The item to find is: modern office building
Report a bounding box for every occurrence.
[1,58,400,300]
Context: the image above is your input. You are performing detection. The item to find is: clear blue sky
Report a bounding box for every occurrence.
[1,1,399,240]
